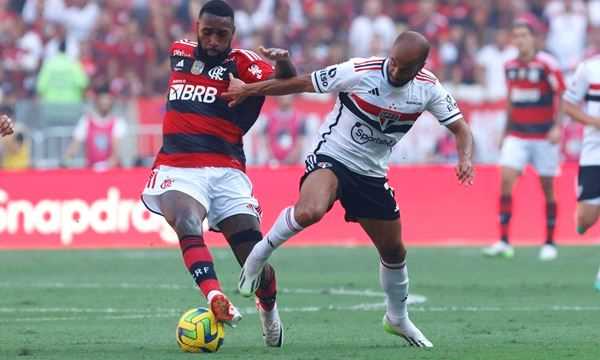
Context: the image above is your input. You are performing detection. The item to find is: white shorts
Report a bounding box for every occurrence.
[141,165,261,230]
[499,135,560,177]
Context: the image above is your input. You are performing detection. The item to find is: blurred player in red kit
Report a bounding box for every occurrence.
[141,0,295,347]
[484,20,565,261]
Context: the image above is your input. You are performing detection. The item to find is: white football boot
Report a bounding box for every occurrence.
[383,315,433,348]
[239,263,264,297]
[482,241,514,258]
[538,244,558,261]
[256,299,284,347]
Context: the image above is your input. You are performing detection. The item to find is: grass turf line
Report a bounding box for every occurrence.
[0,247,599,359]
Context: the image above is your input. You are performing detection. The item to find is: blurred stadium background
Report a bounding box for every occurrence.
[1,0,599,247]
[2,0,600,169]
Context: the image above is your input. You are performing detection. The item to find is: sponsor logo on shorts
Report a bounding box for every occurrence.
[305,154,317,172]
[351,122,394,147]
[317,162,333,169]
[160,178,174,189]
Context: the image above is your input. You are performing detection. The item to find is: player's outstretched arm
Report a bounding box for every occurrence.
[562,99,600,129]
[0,114,14,137]
[447,118,475,185]
[224,73,315,107]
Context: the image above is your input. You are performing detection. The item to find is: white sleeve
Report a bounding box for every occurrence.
[310,60,362,94]
[426,81,463,126]
[72,117,88,141]
[563,62,589,104]
[112,118,127,139]
[475,47,489,67]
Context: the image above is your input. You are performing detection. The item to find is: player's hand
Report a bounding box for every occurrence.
[258,46,290,62]
[456,159,474,186]
[546,125,561,144]
[0,114,14,137]
[224,73,251,107]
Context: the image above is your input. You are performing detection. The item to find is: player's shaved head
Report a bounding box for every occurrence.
[394,31,430,64]
[386,31,431,87]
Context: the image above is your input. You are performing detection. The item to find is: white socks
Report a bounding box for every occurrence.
[380,259,409,324]
[245,206,304,274]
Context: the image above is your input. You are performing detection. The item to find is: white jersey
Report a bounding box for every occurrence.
[563,55,600,166]
[310,57,462,177]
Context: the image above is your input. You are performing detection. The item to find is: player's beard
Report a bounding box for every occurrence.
[196,40,231,68]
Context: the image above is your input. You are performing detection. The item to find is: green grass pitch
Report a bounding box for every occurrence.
[1,246,599,359]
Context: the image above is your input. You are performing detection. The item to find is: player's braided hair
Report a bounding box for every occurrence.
[199,0,234,20]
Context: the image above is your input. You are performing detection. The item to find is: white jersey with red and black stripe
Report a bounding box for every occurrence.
[563,55,600,166]
[309,57,462,177]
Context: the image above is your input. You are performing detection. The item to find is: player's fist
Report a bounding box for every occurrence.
[456,159,474,186]
[224,73,249,107]
[258,46,289,61]
[0,114,14,137]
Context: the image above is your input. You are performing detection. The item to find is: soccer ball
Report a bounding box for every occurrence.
[176,307,225,353]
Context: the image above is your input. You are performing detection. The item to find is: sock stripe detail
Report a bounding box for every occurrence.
[180,236,206,254]
[180,235,204,241]
[189,261,218,283]
[380,260,406,270]
[285,207,302,232]
[181,242,205,254]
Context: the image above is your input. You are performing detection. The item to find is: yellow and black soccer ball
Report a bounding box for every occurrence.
[176,307,225,353]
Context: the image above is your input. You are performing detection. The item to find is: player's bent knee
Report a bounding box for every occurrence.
[173,214,203,238]
[228,229,262,246]
[294,203,328,227]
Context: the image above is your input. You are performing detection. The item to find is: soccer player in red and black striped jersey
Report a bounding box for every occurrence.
[483,20,565,260]
[141,0,295,347]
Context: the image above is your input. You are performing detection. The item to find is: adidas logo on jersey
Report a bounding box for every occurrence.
[369,88,380,96]
[169,82,217,103]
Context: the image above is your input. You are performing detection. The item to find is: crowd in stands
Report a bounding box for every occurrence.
[0,0,599,169]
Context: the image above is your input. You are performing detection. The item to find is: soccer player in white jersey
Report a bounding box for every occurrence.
[224,31,474,347]
[0,114,14,137]
[562,54,600,291]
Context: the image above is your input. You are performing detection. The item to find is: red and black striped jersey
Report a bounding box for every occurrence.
[505,52,565,139]
[153,39,274,171]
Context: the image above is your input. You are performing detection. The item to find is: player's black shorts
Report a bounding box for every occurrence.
[301,154,400,222]
[577,165,600,203]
